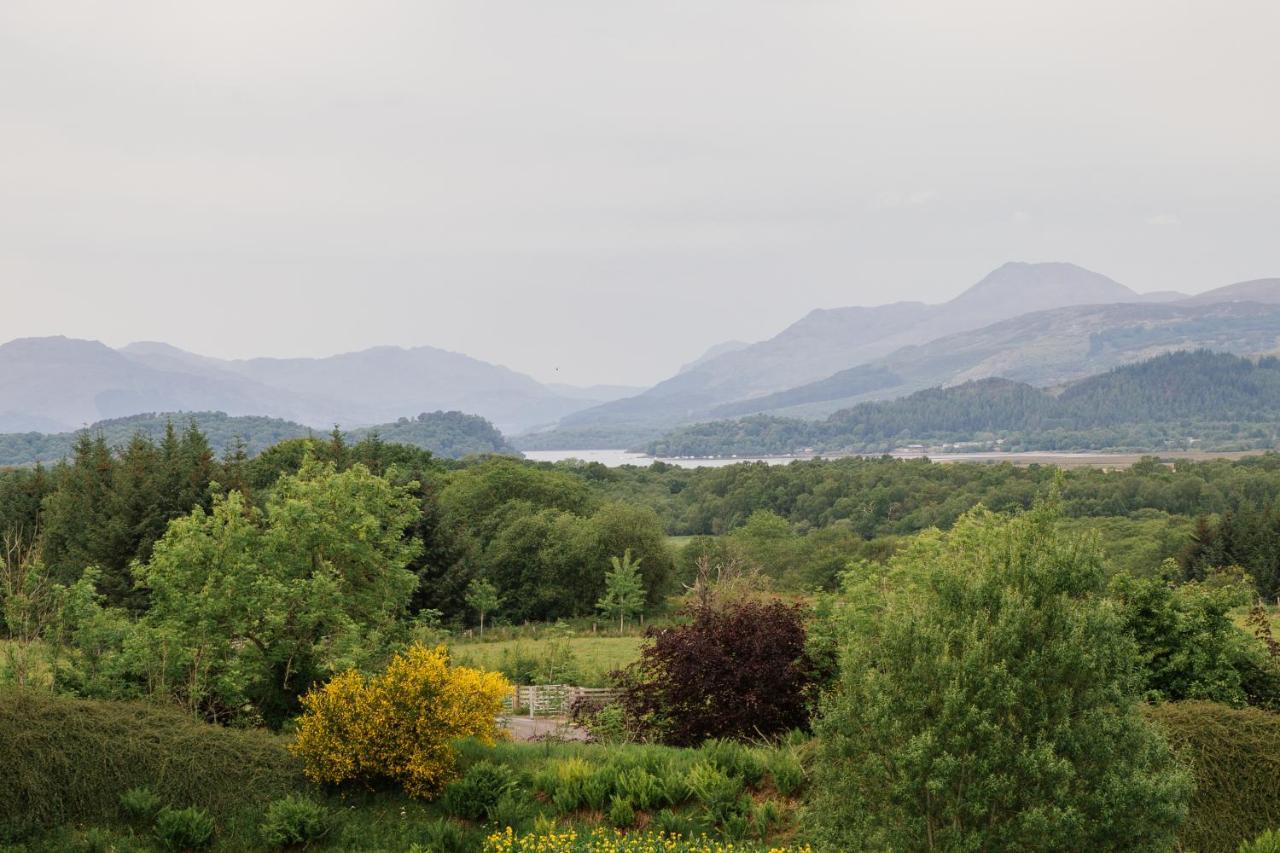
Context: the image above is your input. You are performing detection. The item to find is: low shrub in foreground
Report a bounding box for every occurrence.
[481,827,812,853]
[153,805,215,850]
[259,794,331,848]
[291,644,510,798]
[441,760,521,822]
[0,689,302,839]
[119,786,164,823]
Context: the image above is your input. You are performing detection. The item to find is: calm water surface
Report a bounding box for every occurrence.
[521,448,1259,469]
[522,449,801,468]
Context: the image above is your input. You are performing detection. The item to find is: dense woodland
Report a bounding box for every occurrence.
[0,409,516,467]
[648,350,1280,456]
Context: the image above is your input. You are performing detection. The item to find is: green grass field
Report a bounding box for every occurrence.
[449,635,644,686]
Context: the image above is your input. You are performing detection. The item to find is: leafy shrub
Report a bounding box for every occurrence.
[750,799,784,839]
[617,597,816,745]
[537,758,592,815]
[442,761,520,822]
[1241,829,1280,853]
[1146,701,1280,851]
[580,775,609,812]
[685,762,746,826]
[488,791,536,832]
[811,506,1193,851]
[0,690,302,838]
[291,645,510,799]
[606,795,635,828]
[154,806,215,850]
[1110,568,1273,707]
[699,739,764,786]
[119,786,164,823]
[614,767,664,811]
[259,794,331,848]
[765,749,806,797]
[583,704,629,744]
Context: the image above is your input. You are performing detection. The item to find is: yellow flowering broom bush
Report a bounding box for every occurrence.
[291,644,510,798]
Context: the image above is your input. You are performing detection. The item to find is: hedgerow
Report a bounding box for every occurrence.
[1145,701,1280,852]
[0,688,303,839]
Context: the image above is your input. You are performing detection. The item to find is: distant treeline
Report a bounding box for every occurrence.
[14,421,1280,611]
[0,409,516,466]
[647,350,1280,456]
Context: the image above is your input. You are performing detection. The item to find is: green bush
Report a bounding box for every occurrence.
[750,799,784,839]
[1241,828,1280,853]
[699,739,764,786]
[119,786,164,823]
[606,795,636,828]
[441,761,519,822]
[154,806,214,850]
[615,767,664,811]
[685,762,746,826]
[584,704,629,744]
[487,791,536,832]
[765,750,805,797]
[1146,701,1280,852]
[259,794,331,848]
[580,775,610,812]
[0,689,303,839]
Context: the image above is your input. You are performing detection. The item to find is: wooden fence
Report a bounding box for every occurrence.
[504,684,623,718]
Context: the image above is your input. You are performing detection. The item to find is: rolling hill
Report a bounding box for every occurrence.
[646,350,1280,457]
[0,409,518,467]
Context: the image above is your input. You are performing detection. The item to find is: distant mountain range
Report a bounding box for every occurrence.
[6,261,1279,458]
[646,350,1280,457]
[0,338,628,436]
[521,265,1280,449]
[0,409,517,467]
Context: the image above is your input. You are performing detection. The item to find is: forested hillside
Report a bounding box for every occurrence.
[0,410,517,466]
[353,411,516,458]
[647,350,1280,457]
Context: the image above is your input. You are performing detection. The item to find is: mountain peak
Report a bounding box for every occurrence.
[947,262,1136,313]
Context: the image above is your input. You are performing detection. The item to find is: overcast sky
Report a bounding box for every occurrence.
[2,1,1277,386]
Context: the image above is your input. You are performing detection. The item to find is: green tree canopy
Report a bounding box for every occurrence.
[810,503,1192,851]
[132,458,421,725]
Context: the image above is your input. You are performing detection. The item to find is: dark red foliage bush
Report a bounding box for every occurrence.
[615,598,816,745]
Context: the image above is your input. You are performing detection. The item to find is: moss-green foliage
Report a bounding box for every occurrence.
[258,795,331,849]
[0,689,304,840]
[1145,701,1280,852]
[441,760,520,822]
[153,806,215,850]
[118,787,164,824]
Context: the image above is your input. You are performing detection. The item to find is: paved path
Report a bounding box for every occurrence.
[502,715,590,742]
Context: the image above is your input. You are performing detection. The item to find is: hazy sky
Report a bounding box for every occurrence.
[2,1,1277,386]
